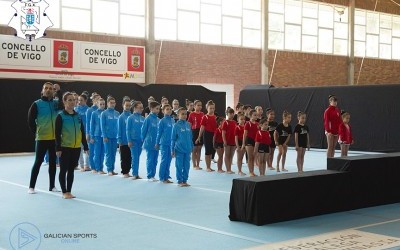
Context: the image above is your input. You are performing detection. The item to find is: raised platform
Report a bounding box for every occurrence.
[229,153,400,226]
[328,152,400,210]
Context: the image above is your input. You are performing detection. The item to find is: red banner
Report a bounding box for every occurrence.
[53,40,73,68]
[127,46,145,72]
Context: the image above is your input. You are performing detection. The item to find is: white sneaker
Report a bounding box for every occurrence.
[148,177,158,182]
[50,187,61,192]
[28,188,36,194]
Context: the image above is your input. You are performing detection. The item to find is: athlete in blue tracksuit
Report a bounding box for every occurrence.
[156,105,175,183]
[171,109,193,186]
[141,102,161,181]
[127,102,145,179]
[118,99,132,176]
[86,95,99,171]
[90,99,105,173]
[74,94,89,170]
[101,97,120,175]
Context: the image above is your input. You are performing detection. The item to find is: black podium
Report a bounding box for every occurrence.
[328,153,400,209]
[229,170,349,225]
[229,153,400,226]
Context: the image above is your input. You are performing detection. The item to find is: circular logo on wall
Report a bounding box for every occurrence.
[9,222,41,250]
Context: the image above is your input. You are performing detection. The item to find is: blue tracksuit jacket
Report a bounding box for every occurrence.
[156,114,175,146]
[90,108,104,138]
[126,112,145,143]
[141,112,159,151]
[85,105,97,136]
[117,110,131,145]
[171,119,193,154]
[100,107,120,139]
[74,104,89,130]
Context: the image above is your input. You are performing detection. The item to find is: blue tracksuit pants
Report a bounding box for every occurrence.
[93,136,104,172]
[146,149,159,179]
[45,151,59,164]
[130,140,143,176]
[88,141,95,168]
[175,151,190,183]
[159,145,172,181]
[104,138,117,172]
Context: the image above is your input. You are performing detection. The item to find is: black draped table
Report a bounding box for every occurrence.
[229,170,348,225]
[229,153,400,226]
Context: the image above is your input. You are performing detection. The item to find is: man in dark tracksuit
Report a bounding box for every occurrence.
[27,82,63,194]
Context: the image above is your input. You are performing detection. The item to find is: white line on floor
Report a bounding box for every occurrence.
[112,175,231,193]
[191,186,231,194]
[0,179,267,245]
[352,218,400,230]
[0,152,34,157]
[285,148,381,155]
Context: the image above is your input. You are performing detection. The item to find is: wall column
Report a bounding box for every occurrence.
[261,0,269,85]
[145,0,156,84]
[348,0,355,85]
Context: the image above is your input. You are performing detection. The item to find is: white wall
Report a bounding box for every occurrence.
[187,83,234,110]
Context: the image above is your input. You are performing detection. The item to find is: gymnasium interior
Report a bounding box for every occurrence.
[1,0,400,249]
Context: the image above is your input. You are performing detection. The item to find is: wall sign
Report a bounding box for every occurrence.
[0,35,145,83]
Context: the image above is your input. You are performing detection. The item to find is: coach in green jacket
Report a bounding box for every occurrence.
[28,82,63,194]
